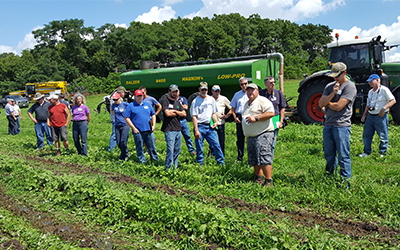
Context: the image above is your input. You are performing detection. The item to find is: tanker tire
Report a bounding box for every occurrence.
[391,90,400,125]
[187,92,200,122]
[297,80,328,125]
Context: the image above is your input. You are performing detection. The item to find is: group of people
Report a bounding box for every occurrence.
[27,92,91,156]
[319,62,396,188]
[10,62,396,188]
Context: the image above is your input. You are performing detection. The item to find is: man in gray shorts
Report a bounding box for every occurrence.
[242,83,275,187]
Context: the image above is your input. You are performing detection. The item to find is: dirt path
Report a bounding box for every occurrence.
[14,155,400,245]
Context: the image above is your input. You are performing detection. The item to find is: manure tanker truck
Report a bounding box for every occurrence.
[96,54,284,121]
[297,34,400,124]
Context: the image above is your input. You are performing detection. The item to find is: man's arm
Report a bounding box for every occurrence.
[380,98,396,117]
[65,106,71,127]
[154,103,162,116]
[245,111,275,123]
[47,112,51,127]
[211,112,218,129]
[86,113,91,125]
[361,105,370,123]
[228,107,240,123]
[192,115,200,139]
[319,82,339,108]
[27,112,37,124]
[125,117,139,134]
[150,114,156,131]
[326,98,350,112]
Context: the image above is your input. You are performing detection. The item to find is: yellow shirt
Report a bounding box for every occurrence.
[242,96,274,137]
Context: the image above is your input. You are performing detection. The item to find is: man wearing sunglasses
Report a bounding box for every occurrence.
[319,62,356,188]
[191,82,225,165]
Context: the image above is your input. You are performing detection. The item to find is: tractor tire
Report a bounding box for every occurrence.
[297,80,328,124]
[391,89,400,124]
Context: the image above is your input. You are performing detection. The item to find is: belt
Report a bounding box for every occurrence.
[199,122,210,125]
[73,120,86,122]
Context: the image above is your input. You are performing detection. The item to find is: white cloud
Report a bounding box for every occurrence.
[135,6,176,24]
[0,45,16,54]
[115,23,127,29]
[163,0,183,6]
[185,0,344,21]
[332,16,400,62]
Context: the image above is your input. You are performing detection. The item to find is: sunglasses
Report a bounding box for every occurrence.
[240,82,248,86]
[113,99,119,101]
[200,89,208,91]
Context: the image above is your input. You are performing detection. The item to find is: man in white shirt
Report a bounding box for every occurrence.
[191,82,224,165]
[359,74,396,157]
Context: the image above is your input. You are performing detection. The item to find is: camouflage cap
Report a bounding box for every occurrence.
[116,86,127,92]
[327,62,347,77]
[199,82,208,90]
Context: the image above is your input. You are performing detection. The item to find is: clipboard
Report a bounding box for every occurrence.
[272,115,280,130]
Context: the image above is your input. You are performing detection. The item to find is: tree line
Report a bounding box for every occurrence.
[0,13,332,97]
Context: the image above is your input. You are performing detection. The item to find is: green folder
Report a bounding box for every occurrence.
[272,115,280,130]
[210,116,218,129]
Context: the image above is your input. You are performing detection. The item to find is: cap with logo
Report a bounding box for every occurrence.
[327,62,347,77]
[112,92,121,100]
[367,74,380,82]
[246,83,259,90]
[134,89,144,96]
[199,82,208,90]
[169,84,179,92]
[212,85,221,91]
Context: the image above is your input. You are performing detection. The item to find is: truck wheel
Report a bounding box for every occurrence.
[391,90,400,124]
[187,92,200,122]
[297,80,328,124]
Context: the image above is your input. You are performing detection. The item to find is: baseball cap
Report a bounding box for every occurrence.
[116,86,127,92]
[47,94,59,100]
[134,89,144,96]
[327,62,347,77]
[367,74,380,82]
[169,84,179,92]
[212,85,221,91]
[246,83,259,90]
[7,98,14,102]
[112,92,120,100]
[199,82,208,90]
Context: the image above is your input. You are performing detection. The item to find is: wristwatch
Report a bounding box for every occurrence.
[255,116,258,121]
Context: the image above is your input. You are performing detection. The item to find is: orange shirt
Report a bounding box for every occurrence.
[48,103,67,127]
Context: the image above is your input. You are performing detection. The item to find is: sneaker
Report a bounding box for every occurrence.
[358,153,369,158]
[264,179,273,187]
[191,151,196,156]
[380,154,385,158]
[255,176,265,184]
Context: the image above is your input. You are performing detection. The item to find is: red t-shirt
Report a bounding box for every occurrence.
[48,103,67,127]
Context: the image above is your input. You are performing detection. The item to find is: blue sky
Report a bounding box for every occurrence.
[1,0,400,61]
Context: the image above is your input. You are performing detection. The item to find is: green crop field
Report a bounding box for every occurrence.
[1,88,400,249]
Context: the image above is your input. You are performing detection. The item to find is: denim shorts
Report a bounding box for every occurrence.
[247,131,274,166]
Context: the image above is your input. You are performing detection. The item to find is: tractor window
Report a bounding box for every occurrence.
[330,44,370,70]
[26,85,35,95]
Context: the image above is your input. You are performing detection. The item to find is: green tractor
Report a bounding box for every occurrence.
[297,35,400,124]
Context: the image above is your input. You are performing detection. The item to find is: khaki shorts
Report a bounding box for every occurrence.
[51,125,68,142]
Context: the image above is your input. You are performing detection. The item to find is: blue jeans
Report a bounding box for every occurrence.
[35,121,53,149]
[270,128,279,165]
[180,119,195,153]
[194,124,224,165]
[133,131,159,163]
[209,124,225,156]
[323,126,352,178]
[165,131,181,170]
[73,121,88,156]
[235,114,245,161]
[108,122,116,151]
[17,116,21,134]
[363,113,389,155]
[115,125,130,160]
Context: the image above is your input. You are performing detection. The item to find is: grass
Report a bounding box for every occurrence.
[1,89,400,249]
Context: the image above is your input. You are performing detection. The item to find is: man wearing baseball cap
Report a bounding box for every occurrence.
[5,98,18,135]
[124,89,159,163]
[28,93,53,150]
[359,74,396,158]
[319,62,356,188]
[160,84,186,170]
[190,82,224,165]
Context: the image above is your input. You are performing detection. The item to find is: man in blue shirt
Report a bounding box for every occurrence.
[125,89,159,163]
[27,93,53,150]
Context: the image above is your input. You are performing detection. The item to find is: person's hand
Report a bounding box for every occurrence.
[151,124,156,132]
[211,122,218,129]
[379,108,385,117]
[361,115,366,123]
[195,130,201,139]
[33,118,38,124]
[333,82,340,95]
[133,128,139,134]
[235,117,241,124]
[277,121,283,129]
[245,116,256,124]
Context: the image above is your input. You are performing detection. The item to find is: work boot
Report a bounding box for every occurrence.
[264,178,273,187]
[56,150,61,156]
[255,176,264,184]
